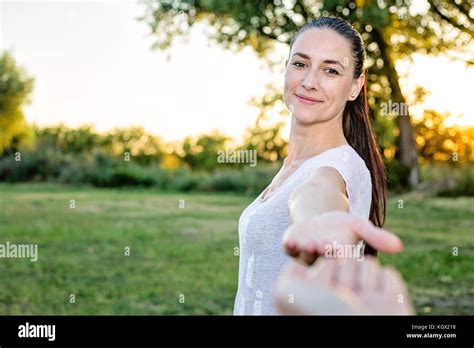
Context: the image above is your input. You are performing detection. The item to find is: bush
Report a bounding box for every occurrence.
[198,169,247,192]
[0,146,160,188]
[438,165,474,197]
[0,148,282,193]
[57,154,94,185]
[151,167,175,190]
[194,163,278,194]
[167,169,203,192]
[240,164,279,194]
[89,166,155,188]
[85,152,156,188]
[0,147,67,182]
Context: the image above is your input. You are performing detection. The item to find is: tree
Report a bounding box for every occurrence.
[36,124,100,155]
[178,131,230,171]
[137,0,473,188]
[414,110,474,165]
[0,52,35,155]
[242,84,288,162]
[101,126,165,165]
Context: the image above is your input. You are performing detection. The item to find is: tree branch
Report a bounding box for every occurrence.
[428,0,473,37]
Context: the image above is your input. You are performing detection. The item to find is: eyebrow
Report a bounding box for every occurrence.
[291,52,346,70]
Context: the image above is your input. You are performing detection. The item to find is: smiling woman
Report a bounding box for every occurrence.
[281,17,387,230]
[233,16,405,316]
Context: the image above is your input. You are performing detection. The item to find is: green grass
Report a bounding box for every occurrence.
[0,183,472,315]
[380,194,474,315]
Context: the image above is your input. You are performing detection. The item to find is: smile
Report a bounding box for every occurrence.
[295,94,322,105]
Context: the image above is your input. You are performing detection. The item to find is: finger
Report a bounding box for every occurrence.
[350,218,404,254]
[355,256,380,293]
[334,257,357,290]
[283,239,299,257]
[299,239,320,265]
[284,229,321,261]
[380,266,408,296]
[274,276,355,315]
[283,226,306,256]
[302,239,318,254]
[293,231,315,251]
[315,239,334,257]
[379,267,414,314]
[282,226,311,254]
[307,257,337,285]
[284,240,309,259]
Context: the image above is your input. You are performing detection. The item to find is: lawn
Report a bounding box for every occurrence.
[0,183,472,315]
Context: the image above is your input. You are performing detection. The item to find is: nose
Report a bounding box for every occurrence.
[301,69,320,91]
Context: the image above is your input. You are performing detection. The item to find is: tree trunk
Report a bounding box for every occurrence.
[371,28,420,188]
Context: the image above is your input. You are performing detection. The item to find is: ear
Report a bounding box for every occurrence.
[349,73,365,101]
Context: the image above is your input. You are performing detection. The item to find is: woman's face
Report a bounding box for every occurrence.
[284,28,364,124]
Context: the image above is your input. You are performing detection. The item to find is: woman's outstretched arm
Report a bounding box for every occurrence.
[283,166,403,265]
[288,166,350,223]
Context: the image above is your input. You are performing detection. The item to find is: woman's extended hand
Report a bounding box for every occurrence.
[282,211,403,265]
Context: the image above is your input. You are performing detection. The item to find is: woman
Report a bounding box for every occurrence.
[233,17,404,316]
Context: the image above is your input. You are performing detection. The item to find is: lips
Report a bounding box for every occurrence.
[295,93,322,105]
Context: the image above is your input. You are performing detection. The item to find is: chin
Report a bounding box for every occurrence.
[292,109,320,124]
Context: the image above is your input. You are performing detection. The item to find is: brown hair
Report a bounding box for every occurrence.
[289,17,387,255]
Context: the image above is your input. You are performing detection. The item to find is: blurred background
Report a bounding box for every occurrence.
[0,0,473,315]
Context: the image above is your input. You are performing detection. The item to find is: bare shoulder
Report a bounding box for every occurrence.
[288,165,350,220]
[305,166,347,197]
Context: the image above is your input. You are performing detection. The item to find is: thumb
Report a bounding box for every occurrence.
[350,217,403,254]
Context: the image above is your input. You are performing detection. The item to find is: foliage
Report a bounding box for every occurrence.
[437,165,474,197]
[138,0,474,187]
[414,110,474,164]
[177,131,230,171]
[0,52,35,154]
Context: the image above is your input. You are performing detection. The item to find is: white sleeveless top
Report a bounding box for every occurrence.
[233,144,372,315]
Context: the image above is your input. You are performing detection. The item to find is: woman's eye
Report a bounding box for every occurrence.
[291,62,306,68]
[324,68,340,75]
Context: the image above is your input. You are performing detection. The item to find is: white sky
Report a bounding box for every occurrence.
[1,0,473,144]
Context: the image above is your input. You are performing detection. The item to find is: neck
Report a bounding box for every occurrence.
[285,112,349,166]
